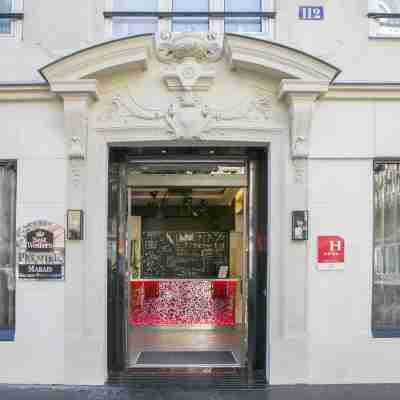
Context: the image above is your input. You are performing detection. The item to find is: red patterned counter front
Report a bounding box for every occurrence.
[130,279,238,326]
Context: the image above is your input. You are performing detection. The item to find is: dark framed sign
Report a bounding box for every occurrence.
[299,6,324,20]
[67,209,84,240]
[292,210,309,241]
[17,220,65,280]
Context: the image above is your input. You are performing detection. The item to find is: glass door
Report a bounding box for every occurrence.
[107,147,268,379]
[107,159,129,372]
[247,151,268,379]
[239,186,249,369]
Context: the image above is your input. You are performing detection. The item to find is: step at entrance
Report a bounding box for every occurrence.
[136,351,238,366]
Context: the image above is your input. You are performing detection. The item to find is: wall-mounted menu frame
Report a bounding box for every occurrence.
[67,209,84,240]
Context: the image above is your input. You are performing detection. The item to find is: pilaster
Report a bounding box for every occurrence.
[277,79,328,381]
[50,79,99,384]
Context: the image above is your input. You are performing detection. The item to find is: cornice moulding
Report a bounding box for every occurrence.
[325,84,400,99]
[50,80,99,101]
[0,84,57,101]
[278,80,330,99]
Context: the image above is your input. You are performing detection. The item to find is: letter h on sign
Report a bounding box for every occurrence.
[329,239,341,253]
[317,235,345,270]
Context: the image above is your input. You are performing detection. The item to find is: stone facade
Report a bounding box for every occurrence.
[1,1,400,386]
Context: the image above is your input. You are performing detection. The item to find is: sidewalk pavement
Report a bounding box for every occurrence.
[0,384,400,400]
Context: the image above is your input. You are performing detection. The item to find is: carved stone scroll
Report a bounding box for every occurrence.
[155,32,224,93]
[97,90,273,142]
[278,79,329,183]
[155,32,224,63]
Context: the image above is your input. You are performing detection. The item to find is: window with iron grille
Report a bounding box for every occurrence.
[0,162,16,342]
[373,162,400,337]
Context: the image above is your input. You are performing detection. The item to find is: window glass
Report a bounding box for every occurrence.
[0,0,12,35]
[371,0,400,36]
[0,163,16,341]
[114,0,157,11]
[225,0,262,33]
[172,0,209,33]
[112,0,158,37]
[373,163,400,335]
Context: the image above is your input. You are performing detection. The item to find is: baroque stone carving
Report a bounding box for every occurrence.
[97,91,273,141]
[70,162,82,187]
[292,136,308,159]
[293,158,306,184]
[69,136,85,160]
[155,32,223,63]
[155,32,224,93]
[163,62,215,92]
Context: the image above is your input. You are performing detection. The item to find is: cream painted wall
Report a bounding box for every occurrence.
[0,101,67,384]
[1,30,400,386]
[1,1,400,82]
[276,0,400,82]
[305,97,400,383]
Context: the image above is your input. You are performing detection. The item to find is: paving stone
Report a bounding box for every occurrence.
[1,384,400,400]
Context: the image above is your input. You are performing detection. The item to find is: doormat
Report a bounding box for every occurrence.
[136,351,237,365]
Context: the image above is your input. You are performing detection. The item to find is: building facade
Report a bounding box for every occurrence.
[1,0,400,386]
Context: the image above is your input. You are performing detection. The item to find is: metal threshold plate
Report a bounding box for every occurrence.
[136,351,238,366]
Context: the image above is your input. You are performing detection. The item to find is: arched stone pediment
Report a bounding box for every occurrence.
[39,34,151,82]
[39,33,340,83]
[226,34,340,82]
[40,32,341,164]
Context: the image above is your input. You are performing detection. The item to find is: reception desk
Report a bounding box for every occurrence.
[130,279,239,326]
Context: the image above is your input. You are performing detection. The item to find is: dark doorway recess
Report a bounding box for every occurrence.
[107,146,269,387]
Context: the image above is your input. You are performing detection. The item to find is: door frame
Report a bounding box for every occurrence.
[106,146,269,381]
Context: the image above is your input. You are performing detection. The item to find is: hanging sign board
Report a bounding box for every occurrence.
[317,235,345,270]
[299,6,324,20]
[17,220,65,280]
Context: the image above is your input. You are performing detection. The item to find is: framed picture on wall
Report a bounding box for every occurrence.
[67,209,84,240]
[218,265,229,279]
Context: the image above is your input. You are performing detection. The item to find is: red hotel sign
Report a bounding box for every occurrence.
[317,236,345,270]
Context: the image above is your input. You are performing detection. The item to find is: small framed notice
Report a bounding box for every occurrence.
[67,209,84,240]
[292,210,308,241]
[218,265,229,279]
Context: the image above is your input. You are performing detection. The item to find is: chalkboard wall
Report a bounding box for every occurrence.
[135,206,235,232]
[141,231,229,279]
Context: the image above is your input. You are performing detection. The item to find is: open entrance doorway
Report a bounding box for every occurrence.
[107,146,268,383]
